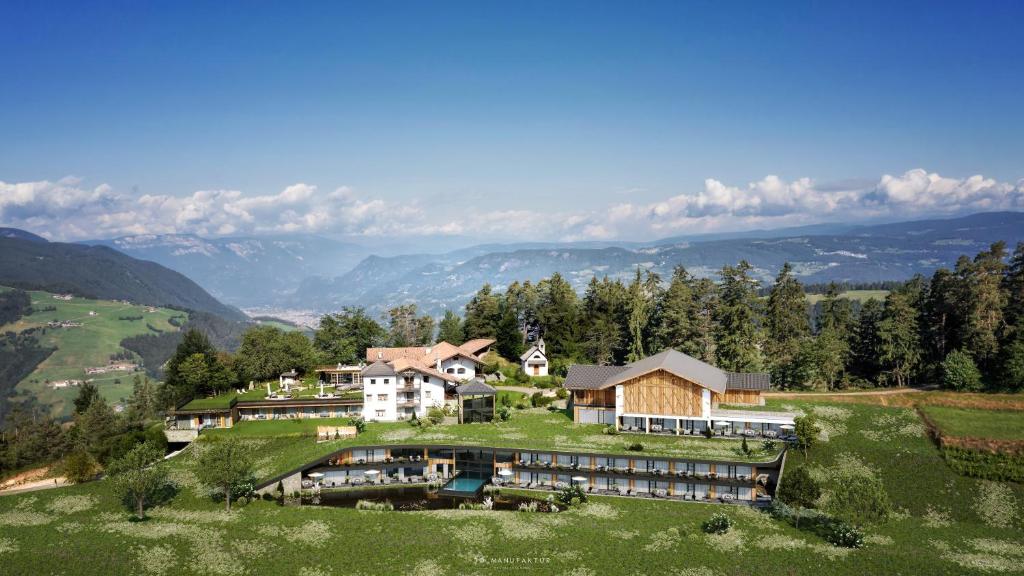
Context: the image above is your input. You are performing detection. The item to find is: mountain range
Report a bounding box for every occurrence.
[0,232,247,321]
[12,211,1021,318]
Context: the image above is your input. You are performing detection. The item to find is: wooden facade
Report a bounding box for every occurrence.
[713,389,763,406]
[621,369,702,416]
[572,388,615,407]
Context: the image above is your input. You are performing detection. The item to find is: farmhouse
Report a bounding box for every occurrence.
[565,348,795,435]
[520,338,549,376]
[366,338,494,381]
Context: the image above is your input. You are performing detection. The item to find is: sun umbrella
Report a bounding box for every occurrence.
[571,476,587,483]
[780,424,795,431]
[714,421,730,428]
[498,469,513,477]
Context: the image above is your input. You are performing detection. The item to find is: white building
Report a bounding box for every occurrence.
[520,338,549,377]
[360,339,495,422]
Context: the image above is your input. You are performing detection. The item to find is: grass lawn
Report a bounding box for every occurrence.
[180,386,363,410]
[0,288,184,418]
[921,405,1024,441]
[2,397,1022,575]
[805,289,889,305]
[200,409,778,483]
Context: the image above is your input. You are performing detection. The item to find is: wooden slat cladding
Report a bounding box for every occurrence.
[573,389,615,406]
[621,370,702,416]
[713,389,763,406]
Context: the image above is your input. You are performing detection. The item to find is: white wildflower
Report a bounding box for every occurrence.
[975,481,1019,529]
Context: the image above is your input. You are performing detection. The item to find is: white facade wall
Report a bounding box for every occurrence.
[439,356,478,380]
[419,376,446,416]
[362,374,397,421]
[521,351,549,376]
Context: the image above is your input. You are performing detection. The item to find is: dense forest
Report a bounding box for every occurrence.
[0,329,56,426]
[0,288,32,326]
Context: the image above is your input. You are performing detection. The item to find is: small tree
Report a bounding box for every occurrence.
[827,473,892,525]
[427,406,446,425]
[701,512,732,534]
[741,436,749,455]
[941,350,983,391]
[793,414,819,458]
[107,441,170,520]
[347,415,366,433]
[195,438,254,512]
[777,466,820,524]
[63,450,99,484]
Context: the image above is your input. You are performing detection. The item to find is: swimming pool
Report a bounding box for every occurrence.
[441,475,486,495]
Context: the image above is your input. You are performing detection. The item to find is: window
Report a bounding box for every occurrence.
[375,410,385,418]
[365,394,371,401]
[457,368,466,374]
[383,378,390,384]
[446,368,455,374]
[423,376,430,383]
[377,394,388,401]
[425,390,431,398]
[369,378,376,385]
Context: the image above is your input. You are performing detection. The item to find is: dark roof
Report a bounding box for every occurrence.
[563,364,628,390]
[455,381,496,395]
[361,360,396,377]
[601,349,728,394]
[520,344,547,362]
[725,372,771,390]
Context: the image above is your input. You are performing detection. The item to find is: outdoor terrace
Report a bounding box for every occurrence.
[179,386,364,411]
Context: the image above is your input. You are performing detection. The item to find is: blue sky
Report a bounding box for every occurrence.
[1,1,1022,242]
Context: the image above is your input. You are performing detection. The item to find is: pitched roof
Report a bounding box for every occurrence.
[365,346,429,362]
[601,349,729,394]
[456,380,496,395]
[563,364,628,390]
[390,357,460,384]
[459,338,495,355]
[520,344,548,362]
[563,349,768,395]
[361,360,396,377]
[725,372,771,390]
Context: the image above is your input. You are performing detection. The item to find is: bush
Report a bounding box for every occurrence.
[531,392,554,408]
[823,520,865,548]
[941,350,983,392]
[63,450,99,484]
[426,407,445,425]
[625,442,644,452]
[701,512,732,534]
[741,436,749,454]
[762,439,777,452]
[513,400,529,410]
[347,416,366,433]
[555,484,588,506]
[826,473,892,524]
[777,466,821,509]
[555,387,568,399]
[602,425,618,435]
[496,405,511,422]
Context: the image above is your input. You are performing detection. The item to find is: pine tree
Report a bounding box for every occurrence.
[692,278,719,363]
[923,268,965,363]
[714,261,763,371]
[656,266,701,357]
[1002,242,1024,342]
[536,273,582,359]
[878,291,921,387]
[965,242,1008,372]
[437,310,465,344]
[766,263,810,389]
[463,284,502,339]
[850,298,884,383]
[495,301,524,360]
[626,268,648,362]
[581,276,626,364]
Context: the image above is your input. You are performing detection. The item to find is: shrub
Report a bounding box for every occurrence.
[347,416,366,433]
[555,484,588,506]
[531,392,554,408]
[513,400,529,410]
[625,442,644,452]
[426,407,445,425]
[941,350,983,392]
[741,436,749,454]
[762,439,777,452]
[701,512,732,534]
[355,499,394,511]
[496,405,511,422]
[555,387,568,399]
[602,425,618,435]
[826,473,892,524]
[702,427,713,439]
[63,450,99,484]
[823,519,865,548]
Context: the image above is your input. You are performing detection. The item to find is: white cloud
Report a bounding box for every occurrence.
[1,169,1021,243]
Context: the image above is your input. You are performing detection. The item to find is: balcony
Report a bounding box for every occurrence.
[396,380,420,391]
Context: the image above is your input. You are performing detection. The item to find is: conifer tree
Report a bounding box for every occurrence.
[766,263,810,389]
[714,261,763,371]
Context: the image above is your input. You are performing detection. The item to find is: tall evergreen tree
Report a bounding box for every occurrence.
[923,268,965,363]
[965,242,1007,372]
[463,284,502,339]
[1002,243,1024,342]
[581,276,627,364]
[656,266,702,357]
[692,278,719,363]
[626,268,649,362]
[536,273,582,359]
[437,310,465,344]
[495,301,524,360]
[766,263,810,389]
[850,298,884,383]
[816,282,854,336]
[878,291,921,387]
[714,261,763,371]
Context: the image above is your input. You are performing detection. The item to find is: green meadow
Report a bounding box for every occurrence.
[2,398,1022,575]
[0,289,184,418]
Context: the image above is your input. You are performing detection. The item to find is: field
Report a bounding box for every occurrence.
[920,405,1024,441]
[804,289,889,305]
[1,396,1022,575]
[0,289,184,417]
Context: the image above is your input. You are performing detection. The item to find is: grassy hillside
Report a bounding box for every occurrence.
[921,405,1024,441]
[1,396,1021,575]
[0,289,185,418]
[805,289,888,304]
